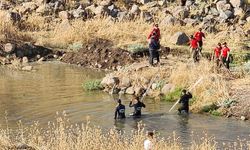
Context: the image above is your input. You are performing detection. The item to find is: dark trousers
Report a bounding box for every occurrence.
[178,104,189,114]
[192,48,199,63]
[222,57,229,69]
[198,40,203,53]
[149,49,160,65]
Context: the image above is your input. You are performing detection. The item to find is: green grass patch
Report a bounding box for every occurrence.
[162,87,182,102]
[201,103,219,113]
[82,80,103,91]
[211,110,222,116]
[127,44,147,53]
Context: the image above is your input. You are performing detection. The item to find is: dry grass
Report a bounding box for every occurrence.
[0,114,243,150]
[169,60,230,112]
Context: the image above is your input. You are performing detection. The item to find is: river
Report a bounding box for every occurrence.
[0,62,249,147]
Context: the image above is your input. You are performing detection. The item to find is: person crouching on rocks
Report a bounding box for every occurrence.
[129,96,146,117]
[148,32,160,66]
[178,89,192,114]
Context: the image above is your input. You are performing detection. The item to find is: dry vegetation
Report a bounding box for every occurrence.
[169,60,231,112]
[1,115,249,150]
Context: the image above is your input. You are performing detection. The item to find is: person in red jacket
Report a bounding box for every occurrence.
[147,23,161,42]
[220,42,230,69]
[190,35,199,62]
[212,43,222,66]
[194,28,205,52]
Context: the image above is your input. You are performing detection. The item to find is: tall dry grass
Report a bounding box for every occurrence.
[169,60,230,112]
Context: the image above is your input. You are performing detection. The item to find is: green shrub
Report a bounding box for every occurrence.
[82,80,103,91]
[211,110,222,116]
[201,103,219,113]
[127,44,147,53]
[163,87,182,102]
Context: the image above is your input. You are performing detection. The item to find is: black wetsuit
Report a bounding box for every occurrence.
[114,104,126,119]
[129,101,146,116]
[149,38,160,65]
[178,92,192,114]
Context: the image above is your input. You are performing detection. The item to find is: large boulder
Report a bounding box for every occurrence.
[101,75,119,87]
[125,87,135,95]
[120,77,131,88]
[170,32,190,45]
[173,6,189,20]
[230,0,244,8]
[130,4,140,14]
[216,0,232,12]
[219,10,234,20]
[59,11,70,20]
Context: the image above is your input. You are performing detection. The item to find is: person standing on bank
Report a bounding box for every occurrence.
[220,42,230,69]
[212,43,222,67]
[147,23,161,42]
[148,32,160,66]
[129,96,146,117]
[178,89,193,114]
[194,28,205,53]
[114,99,126,119]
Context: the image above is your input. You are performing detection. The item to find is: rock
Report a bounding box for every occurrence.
[120,77,131,88]
[234,7,244,16]
[99,0,112,6]
[4,43,15,53]
[151,83,157,90]
[216,0,232,12]
[16,143,35,150]
[56,20,73,33]
[22,57,29,64]
[22,2,38,12]
[160,15,177,26]
[185,0,193,7]
[22,66,33,71]
[161,84,175,94]
[72,6,85,18]
[140,0,151,4]
[246,16,250,22]
[59,11,70,20]
[130,4,140,14]
[101,75,119,87]
[230,0,244,8]
[183,18,198,25]
[125,87,135,95]
[219,10,233,20]
[158,0,167,6]
[173,6,189,20]
[140,11,153,22]
[240,116,246,121]
[170,32,189,45]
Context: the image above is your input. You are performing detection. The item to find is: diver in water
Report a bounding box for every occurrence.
[129,96,146,117]
[178,89,192,114]
[114,99,126,119]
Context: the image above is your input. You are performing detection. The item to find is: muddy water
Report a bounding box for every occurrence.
[0,62,250,146]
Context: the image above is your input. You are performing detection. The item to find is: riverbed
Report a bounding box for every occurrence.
[0,62,249,147]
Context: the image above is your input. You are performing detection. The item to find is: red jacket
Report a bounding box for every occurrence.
[190,39,198,49]
[147,27,160,41]
[221,46,230,58]
[194,31,205,42]
[214,46,222,58]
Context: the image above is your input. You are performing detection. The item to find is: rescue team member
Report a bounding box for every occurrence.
[147,23,161,42]
[194,28,205,52]
[129,96,146,117]
[178,89,193,114]
[220,42,230,69]
[114,99,126,119]
[212,43,222,66]
[148,32,160,66]
[190,35,199,63]
[144,132,154,150]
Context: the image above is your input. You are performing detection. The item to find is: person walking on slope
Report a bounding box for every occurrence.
[144,132,154,150]
[220,42,230,69]
[190,35,199,63]
[114,99,126,119]
[194,28,205,53]
[178,89,193,114]
[147,23,161,42]
[212,43,222,67]
[129,96,146,117]
[148,32,160,66]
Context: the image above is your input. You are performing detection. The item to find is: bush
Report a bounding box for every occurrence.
[82,80,103,91]
[163,87,183,102]
[201,103,219,113]
[211,110,222,116]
